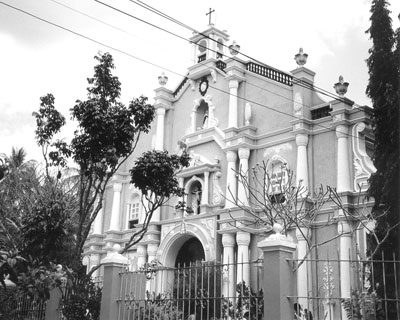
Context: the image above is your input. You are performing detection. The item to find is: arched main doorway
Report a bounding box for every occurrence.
[175,237,205,267]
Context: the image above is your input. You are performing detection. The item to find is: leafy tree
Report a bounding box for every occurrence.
[0,147,37,253]
[0,147,77,267]
[365,1,400,318]
[366,0,400,255]
[123,150,190,253]
[32,52,189,270]
[229,161,390,268]
[1,53,189,318]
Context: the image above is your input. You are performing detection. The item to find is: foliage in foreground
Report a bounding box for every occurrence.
[61,274,102,320]
[1,52,189,318]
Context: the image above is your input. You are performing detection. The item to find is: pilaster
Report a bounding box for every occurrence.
[336,125,351,192]
[109,182,122,231]
[236,231,251,286]
[222,233,236,299]
[225,150,237,208]
[238,148,250,206]
[295,134,309,192]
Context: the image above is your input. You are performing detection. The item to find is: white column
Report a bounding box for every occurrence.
[155,107,166,150]
[228,80,239,128]
[202,172,209,205]
[137,244,147,269]
[296,227,310,308]
[191,42,197,63]
[336,125,351,192]
[147,243,158,263]
[109,182,122,231]
[152,208,160,222]
[338,220,352,298]
[225,151,237,208]
[238,148,250,206]
[209,34,216,59]
[191,108,196,133]
[236,231,251,286]
[295,134,309,192]
[222,233,236,299]
[92,200,104,234]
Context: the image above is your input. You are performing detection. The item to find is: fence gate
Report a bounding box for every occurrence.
[117,260,263,320]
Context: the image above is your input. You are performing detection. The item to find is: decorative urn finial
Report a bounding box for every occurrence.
[334,75,349,97]
[158,72,168,86]
[294,47,308,66]
[229,41,240,56]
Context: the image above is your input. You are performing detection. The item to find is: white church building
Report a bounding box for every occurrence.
[84,21,375,312]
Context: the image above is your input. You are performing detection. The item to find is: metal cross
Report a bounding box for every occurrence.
[206,8,215,24]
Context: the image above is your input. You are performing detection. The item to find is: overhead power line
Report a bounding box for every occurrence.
[129,0,366,110]
[0,1,368,141]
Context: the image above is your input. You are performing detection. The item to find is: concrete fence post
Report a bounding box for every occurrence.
[257,228,297,320]
[100,244,128,320]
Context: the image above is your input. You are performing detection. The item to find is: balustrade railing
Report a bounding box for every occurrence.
[311,105,332,120]
[246,62,293,86]
[216,60,226,71]
[173,77,189,98]
[197,54,206,63]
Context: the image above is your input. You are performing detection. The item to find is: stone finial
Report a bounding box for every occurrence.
[229,41,240,56]
[295,48,308,66]
[267,222,288,241]
[100,243,128,265]
[334,75,349,97]
[158,72,168,86]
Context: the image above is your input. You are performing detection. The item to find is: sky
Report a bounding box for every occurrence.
[0,0,399,162]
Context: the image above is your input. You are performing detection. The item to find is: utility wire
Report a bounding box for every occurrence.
[99,0,367,115]
[0,1,367,141]
[91,0,368,139]
[56,0,339,118]
[130,0,367,110]
[94,0,342,113]
[57,0,347,127]
[51,0,139,38]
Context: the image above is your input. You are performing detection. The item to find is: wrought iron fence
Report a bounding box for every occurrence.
[117,260,263,320]
[57,276,103,319]
[1,291,47,320]
[288,253,400,320]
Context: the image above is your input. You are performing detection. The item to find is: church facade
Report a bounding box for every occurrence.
[83,23,375,307]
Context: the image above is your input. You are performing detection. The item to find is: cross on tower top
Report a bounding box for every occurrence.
[206,8,215,25]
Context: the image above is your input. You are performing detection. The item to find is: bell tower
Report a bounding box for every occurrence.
[189,9,230,65]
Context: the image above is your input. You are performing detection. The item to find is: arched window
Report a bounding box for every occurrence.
[127,194,141,229]
[267,160,288,203]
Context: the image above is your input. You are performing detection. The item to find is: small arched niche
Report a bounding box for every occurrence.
[195,99,209,131]
[187,180,202,215]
